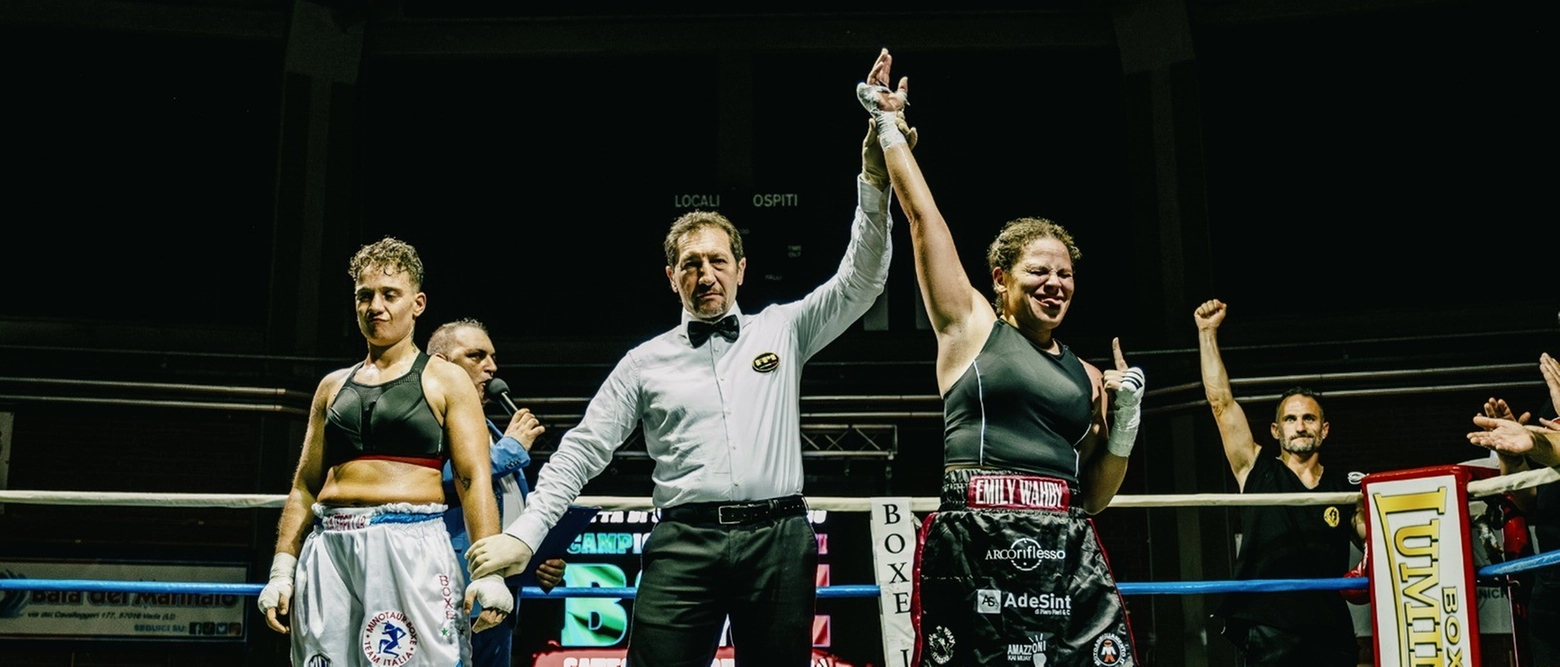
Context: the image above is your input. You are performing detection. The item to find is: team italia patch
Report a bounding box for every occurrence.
[1091,632,1125,665]
[1324,506,1340,528]
[361,610,418,666]
[751,352,780,373]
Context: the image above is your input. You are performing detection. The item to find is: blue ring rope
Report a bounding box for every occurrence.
[0,577,1376,598]
[6,552,1557,599]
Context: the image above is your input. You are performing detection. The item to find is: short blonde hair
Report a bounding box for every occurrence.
[349,236,425,289]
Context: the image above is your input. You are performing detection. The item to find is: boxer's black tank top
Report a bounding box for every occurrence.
[942,320,1093,486]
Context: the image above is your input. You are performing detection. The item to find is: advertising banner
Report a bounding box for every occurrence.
[1363,465,1490,667]
[0,559,247,641]
[869,497,916,667]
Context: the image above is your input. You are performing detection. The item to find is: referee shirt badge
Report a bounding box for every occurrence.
[752,352,780,373]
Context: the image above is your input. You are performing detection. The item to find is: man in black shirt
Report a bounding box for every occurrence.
[1195,299,1364,667]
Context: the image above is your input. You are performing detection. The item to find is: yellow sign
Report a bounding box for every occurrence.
[1367,472,1477,667]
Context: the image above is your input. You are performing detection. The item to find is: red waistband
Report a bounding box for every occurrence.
[352,454,445,470]
[966,475,1070,511]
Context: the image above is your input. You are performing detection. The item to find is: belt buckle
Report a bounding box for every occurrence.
[717,505,743,525]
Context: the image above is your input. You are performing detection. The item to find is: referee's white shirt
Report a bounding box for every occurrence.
[508,178,892,550]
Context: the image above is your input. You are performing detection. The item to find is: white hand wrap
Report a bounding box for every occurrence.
[256,552,296,614]
[1107,367,1146,457]
[467,573,514,615]
[856,83,906,149]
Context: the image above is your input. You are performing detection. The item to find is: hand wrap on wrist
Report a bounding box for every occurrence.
[856,83,906,149]
[467,573,514,615]
[1107,367,1146,457]
[256,552,296,613]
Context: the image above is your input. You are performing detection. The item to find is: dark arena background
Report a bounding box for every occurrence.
[0,1,1551,666]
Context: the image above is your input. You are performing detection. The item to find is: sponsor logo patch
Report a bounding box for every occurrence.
[1008,632,1052,665]
[1006,591,1072,616]
[975,588,1072,617]
[1092,632,1125,666]
[322,513,372,531]
[306,656,330,667]
[927,625,956,665]
[751,352,780,373]
[985,537,1066,571]
[361,610,418,666]
[976,588,1003,615]
[1324,506,1340,528]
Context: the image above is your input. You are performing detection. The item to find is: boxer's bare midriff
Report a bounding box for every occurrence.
[318,459,444,506]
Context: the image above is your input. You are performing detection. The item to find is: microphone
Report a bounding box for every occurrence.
[485,377,521,417]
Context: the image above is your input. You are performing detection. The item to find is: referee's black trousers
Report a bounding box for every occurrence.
[625,513,818,666]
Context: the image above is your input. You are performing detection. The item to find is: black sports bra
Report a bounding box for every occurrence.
[322,352,447,470]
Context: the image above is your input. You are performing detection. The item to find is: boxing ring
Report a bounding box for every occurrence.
[2,464,1556,666]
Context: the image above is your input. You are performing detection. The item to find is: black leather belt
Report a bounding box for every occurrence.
[659,495,808,527]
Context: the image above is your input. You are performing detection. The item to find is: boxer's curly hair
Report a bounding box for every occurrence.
[350,236,424,289]
[985,217,1081,310]
[986,217,1081,273]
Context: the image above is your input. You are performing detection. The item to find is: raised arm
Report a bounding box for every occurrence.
[788,140,895,361]
[1194,299,1261,486]
[858,48,995,391]
[1076,338,1146,514]
[258,370,343,634]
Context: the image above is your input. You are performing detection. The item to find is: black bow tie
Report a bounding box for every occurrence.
[688,315,740,347]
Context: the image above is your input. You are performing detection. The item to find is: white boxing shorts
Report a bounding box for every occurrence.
[292,503,469,667]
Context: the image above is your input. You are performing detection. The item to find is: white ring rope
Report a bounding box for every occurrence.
[1,466,1553,511]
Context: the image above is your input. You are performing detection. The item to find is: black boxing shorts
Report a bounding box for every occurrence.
[912,470,1136,666]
